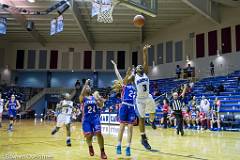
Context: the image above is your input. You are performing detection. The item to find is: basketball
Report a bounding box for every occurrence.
[133,15,145,27]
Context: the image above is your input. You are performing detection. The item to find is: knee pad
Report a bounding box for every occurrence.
[9,116,14,121]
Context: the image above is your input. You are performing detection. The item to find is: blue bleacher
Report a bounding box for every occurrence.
[189,71,240,129]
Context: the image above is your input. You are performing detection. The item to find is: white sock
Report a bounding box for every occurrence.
[117,141,121,146]
[140,132,145,136]
[67,136,70,140]
[126,143,131,147]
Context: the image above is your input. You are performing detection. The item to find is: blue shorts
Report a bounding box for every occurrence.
[8,109,17,118]
[118,103,136,124]
[82,116,101,135]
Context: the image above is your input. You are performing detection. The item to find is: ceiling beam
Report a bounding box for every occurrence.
[69,0,94,49]
[1,0,46,46]
[182,0,220,24]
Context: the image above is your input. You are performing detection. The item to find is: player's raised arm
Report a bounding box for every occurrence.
[180,84,188,98]
[4,100,9,111]
[79,79,90,103]
[111,60,123,83]
[16,100,21,110]
[123,66,134,85]
[143,44,151,74]
[93,91,105,108]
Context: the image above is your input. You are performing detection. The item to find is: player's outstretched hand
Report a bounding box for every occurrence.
[85,79,91,85]
[111,60,117,66]
[143,44,151,50]
[184,83,188,88]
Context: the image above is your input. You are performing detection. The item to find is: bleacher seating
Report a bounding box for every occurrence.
[189,71,240,129]
[0,86,43,110]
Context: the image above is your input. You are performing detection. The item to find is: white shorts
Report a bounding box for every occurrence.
[136,94,156,118]
[56,114,71,127]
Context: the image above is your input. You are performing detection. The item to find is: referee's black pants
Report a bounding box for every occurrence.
[173,111,183,132]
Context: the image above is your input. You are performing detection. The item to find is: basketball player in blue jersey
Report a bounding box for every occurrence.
[51,93,74,146]
[111,60,136,156]
[129,45,156,150]
[4,95,21,131]
[79,79,107,159]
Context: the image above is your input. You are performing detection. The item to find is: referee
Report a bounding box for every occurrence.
[169,84,187,136]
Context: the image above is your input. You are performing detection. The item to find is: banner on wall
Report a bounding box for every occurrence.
[100,114,110,124]
[109,114,119,124]
[100,113,119,125]
[50,15,64,36]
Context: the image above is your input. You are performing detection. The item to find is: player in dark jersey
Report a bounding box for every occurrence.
[112,60,136,156]
[4,95,21,131]
[79,79,107,159]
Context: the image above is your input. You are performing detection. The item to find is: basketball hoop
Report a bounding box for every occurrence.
[92,0,119,23]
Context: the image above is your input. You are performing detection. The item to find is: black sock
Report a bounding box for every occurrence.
[141,134,147,140]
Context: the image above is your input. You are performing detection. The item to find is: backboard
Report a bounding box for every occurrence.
[119,0,158,17]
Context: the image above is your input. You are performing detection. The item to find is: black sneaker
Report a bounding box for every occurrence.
[180,130,184,136]
[51,129,57,135]
[141,135,151,150]
[66,139,71,147]
[176,129,179,135]
[151,121,157,130]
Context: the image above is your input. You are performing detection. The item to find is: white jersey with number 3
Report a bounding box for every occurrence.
[135,73,150,98]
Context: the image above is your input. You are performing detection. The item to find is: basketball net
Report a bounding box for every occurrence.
[92,0,119,23]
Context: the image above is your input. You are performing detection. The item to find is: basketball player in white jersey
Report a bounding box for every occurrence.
[0,93,4,128]
[132,45,156,150]
[51,93,74,147]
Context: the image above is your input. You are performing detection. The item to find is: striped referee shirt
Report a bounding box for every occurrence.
[170,98,183,112]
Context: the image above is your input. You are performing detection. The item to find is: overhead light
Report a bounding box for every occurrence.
[57,2,70,15]
[27,0,36,3]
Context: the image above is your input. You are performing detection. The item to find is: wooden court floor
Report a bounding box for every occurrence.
[0,120,240,160]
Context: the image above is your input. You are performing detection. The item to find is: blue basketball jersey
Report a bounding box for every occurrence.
[8,100,17,110]
[83,96,99,119]
[121,84,136,104]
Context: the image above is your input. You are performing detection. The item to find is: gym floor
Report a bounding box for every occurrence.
[0,120,239,160]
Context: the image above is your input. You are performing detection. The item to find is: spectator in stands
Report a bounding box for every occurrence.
[210,62,215,76]
[210,97,221,131]
[188,96,197,109]
[160,99,169,128]
[200,96,210,114]
[176,65,182,79]
[153,82,160,96]
[215,84,224,96]
[188,96,199,129]
[186,64,192,78]
[205,83,215,92]
[75,80,81,89]
[199,96,210,130]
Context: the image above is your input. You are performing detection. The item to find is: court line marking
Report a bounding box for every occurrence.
[0,138,208,160]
